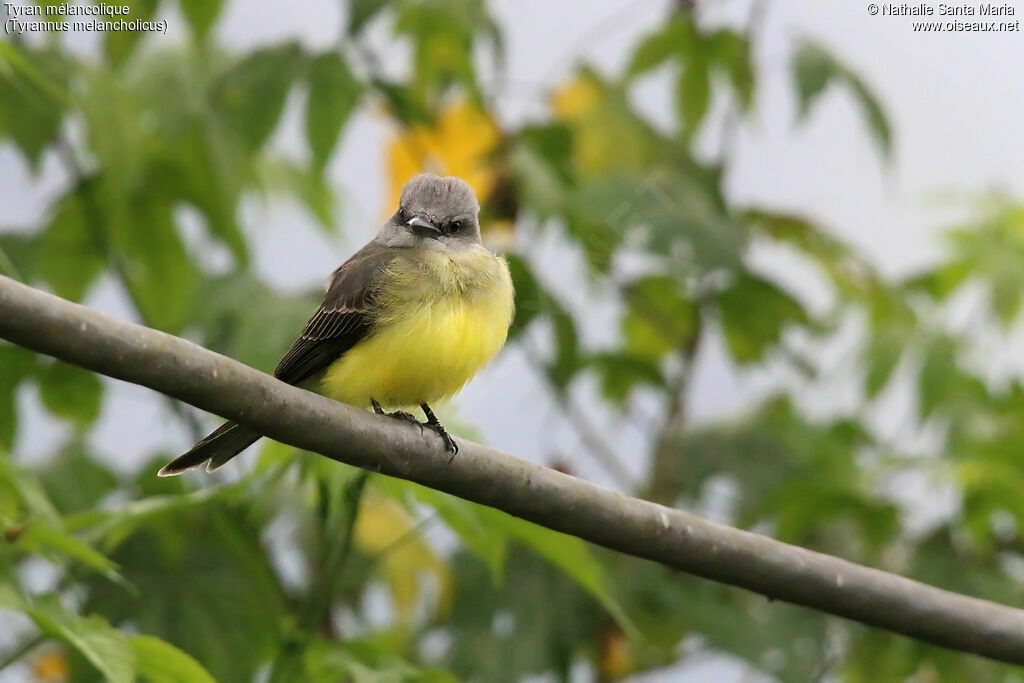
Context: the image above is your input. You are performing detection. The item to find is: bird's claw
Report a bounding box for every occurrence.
[375,402,456,459]
[424,423,458,460]
[373,401,425,432]
[387,410,421,428]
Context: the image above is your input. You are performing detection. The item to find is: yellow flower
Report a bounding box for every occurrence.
[550,74,648,175]
[598,626,634,679]
[387,101,500,213]
[550,77,602,121]
[31,647,67,682]
[354,494,451,622]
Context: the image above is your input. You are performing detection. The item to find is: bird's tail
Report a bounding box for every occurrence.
[158,422,261,476]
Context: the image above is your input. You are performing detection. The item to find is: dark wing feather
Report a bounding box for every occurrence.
[159,242,397,476]
[273,242,396,386]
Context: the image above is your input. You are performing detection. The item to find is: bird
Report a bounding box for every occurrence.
[158,173,515,476]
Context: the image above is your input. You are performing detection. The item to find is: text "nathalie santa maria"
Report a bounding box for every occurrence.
[880,2,1015,15]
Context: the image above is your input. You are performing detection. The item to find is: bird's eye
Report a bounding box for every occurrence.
[449,220,463,233]
[397,207,408,222]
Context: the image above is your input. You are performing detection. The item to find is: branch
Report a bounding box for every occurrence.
[2,274,1024,665]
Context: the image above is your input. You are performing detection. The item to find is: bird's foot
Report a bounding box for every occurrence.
[372,399,421,428]
[421,403,458,460]
[427,424,459,460]
[388,410,422,428]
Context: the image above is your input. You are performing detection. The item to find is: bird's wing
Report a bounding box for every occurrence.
[273,242,396,386]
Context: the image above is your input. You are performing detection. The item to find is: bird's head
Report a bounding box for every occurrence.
[378,173,482,251]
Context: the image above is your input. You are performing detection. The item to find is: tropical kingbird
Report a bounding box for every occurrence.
[158,173,514,476]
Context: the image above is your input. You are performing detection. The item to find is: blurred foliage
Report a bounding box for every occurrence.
[1,1,1023,681]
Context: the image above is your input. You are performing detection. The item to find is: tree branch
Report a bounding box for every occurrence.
[2,274,1024,665]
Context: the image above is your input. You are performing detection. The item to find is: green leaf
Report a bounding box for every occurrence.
[548,304,581,390]
[0,43,67,168]
[35,188,106,302]
[621,275,699,358]
[918,340,963,419]
[505,254,542,338]
[0,344,37,448]
[257,158,339,230]
[103,0,160,67]
[213,43,303,151]
[590,353,664,405]
[348,0,389,35]
[504,255,580,387]
[488,513,636,636]
[516,123,573,186]
[0,446,123,585]
[66,487,226,544]
[381,475,634,639]
[82,498,286,682]
[301,636,459,682]
[568,170,742,274]
[0,233,32,280]
[186,273,320,372]
[36,361,103,426]
[305,53,361,173]
[373,79,433,125]
[381,480,509,580]
[627,22,681,77]
[845,623,1021,682]
[864,336,901,398]
[677,57,710,141]
[708,30,754,109]
[394,0,495,106]
[0,390,15,452]
[446,546,607,681]
[846,75,892,159]
[0,582,135,683]
[626,17,695,78]
[0,580,19,607]
[78,72,148,198]
[991,270,1023,327]
[628,21,745,135]
[717,274,808,364]
[793,41,832,119]
[36,604,135,683]
[179,0,223,40]
[38,441,119,515]
[112,191,199,332]
[0,454,61,522]
[133,635,217,683]
[745,209,868,296]
[792,40,892,157]
[165,126,248,266]
[904,259,972,300]
[16,523,125,584]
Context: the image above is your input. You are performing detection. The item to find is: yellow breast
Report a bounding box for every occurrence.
[322,247,514,408]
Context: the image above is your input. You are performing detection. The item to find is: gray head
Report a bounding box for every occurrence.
[376,174,483,251]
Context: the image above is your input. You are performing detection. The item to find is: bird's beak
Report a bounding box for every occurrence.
[407,215,442,238]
